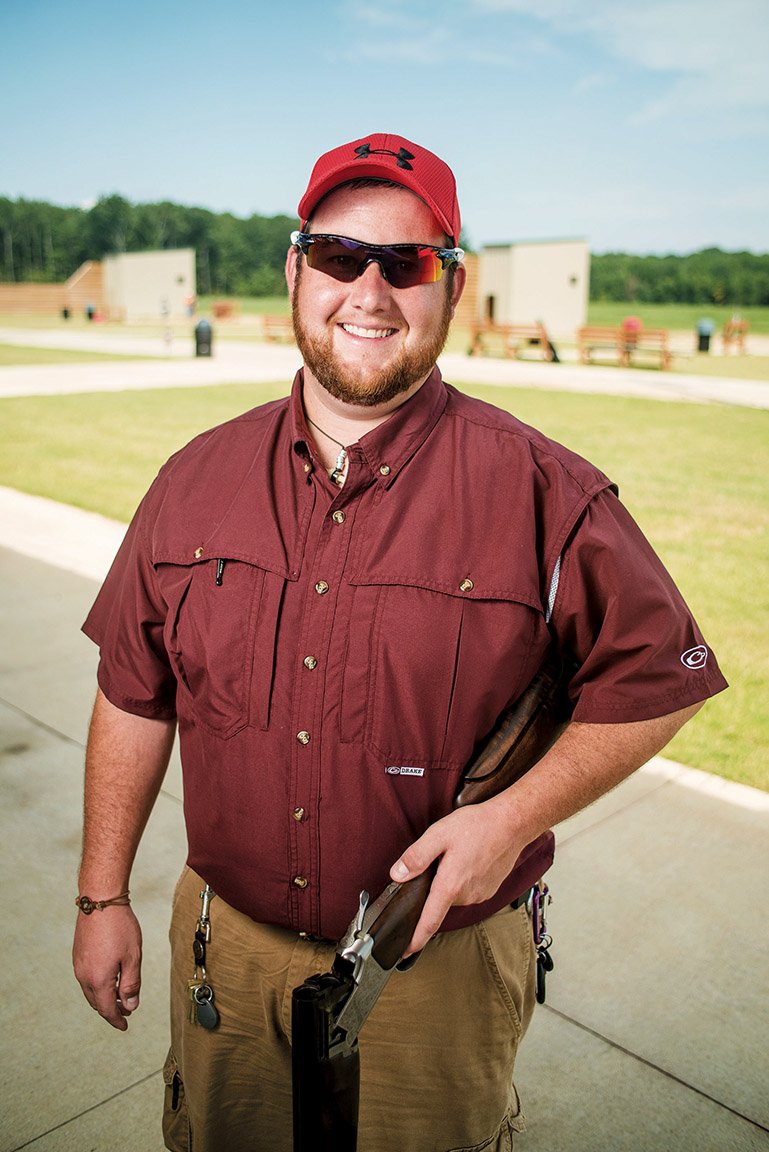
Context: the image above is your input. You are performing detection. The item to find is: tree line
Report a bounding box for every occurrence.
[0,194,295,297]
[1,194,768,305]
[590,249,769,306]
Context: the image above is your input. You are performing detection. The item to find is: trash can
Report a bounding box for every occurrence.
[696,318,715,353]
[195,319,213,357]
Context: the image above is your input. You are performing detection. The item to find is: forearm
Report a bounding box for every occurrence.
[490,701,704,846]
[393,701,703,953]
[78,687,176,894]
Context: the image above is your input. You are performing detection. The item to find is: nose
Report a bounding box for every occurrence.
[348,259,393,310]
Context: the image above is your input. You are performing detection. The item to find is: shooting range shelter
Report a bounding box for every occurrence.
[478,239,590,339]
[103,249,196,322]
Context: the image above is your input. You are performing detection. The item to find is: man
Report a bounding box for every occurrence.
[73,133,727,1151]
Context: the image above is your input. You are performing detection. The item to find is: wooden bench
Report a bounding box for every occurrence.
[578,325,672,370]
[212,300,239,319]
[468,322,555,361]
[577,326,623,364]
[623,327,671,370]
[261,314,295,343]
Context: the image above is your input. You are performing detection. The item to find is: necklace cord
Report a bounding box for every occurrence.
[305,413,346,452]
[304,413,349,486]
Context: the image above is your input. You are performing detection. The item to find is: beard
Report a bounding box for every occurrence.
[291,263,454,408]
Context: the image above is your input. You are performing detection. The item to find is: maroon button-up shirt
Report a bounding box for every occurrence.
[83,369,726,938]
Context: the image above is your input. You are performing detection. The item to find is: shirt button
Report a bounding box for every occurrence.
[379,464,391,476]
[296,730,311,745]
[194,547,204,559]
[304,462,311,473]
[293,876,309,889]
[293,807,305,822]
[315,580,329,594]
[332,510,346,524]
[459,578,474,592]
[303,655,318,670]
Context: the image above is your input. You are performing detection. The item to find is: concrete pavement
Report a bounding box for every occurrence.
[1,323,768,407]
[1,333,768,1151]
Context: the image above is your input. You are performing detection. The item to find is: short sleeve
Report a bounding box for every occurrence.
[82,493,177,720]
[551,488,727,723]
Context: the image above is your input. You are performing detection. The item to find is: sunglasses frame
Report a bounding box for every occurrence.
[290,230,464,288]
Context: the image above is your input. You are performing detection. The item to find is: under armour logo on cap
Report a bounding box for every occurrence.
[354,143,415,170]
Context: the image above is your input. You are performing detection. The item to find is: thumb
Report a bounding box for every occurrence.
[390,824,444,883]
[118,959,142,1014]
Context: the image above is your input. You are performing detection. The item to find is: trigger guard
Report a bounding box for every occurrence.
[395,951,423,972]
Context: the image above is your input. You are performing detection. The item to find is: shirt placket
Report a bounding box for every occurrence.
[288,457,364,933]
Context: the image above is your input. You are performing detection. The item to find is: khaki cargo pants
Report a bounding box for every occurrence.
[163,867,536,1152]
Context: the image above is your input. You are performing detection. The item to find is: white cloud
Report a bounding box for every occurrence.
[471,0,769,119]
[337,0,563,65]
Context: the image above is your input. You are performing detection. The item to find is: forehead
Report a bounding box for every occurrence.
[309,183,445,246]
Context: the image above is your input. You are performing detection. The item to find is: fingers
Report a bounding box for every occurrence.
[388,804,523,956]
[404,882,454,957]
[90,972,131,1031]
[388,818,464,956]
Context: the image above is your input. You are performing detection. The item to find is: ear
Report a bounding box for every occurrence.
[285,245,299,294]
[449,262,466,318]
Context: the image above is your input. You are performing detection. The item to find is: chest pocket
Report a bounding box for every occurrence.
[340,574,544,767]
[155,557,284,738]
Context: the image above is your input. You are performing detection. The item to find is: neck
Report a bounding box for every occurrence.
[301,367,430,463]
[301,382,391,473]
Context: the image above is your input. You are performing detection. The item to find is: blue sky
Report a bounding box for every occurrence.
[3,0,768,254]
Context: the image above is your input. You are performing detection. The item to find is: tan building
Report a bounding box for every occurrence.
[103,249,196,322]
[0,249,196,321]
[477,239,590,340]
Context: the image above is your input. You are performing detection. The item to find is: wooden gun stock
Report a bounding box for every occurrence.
[455,647,573,806]
[367,647,574,969]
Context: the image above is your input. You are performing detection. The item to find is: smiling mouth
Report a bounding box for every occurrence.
[340,323,398,339]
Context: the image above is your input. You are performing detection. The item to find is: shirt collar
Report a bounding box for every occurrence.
[290,367,448,489]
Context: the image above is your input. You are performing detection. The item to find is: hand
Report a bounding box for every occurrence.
[73,905,143,1031]
[389,797,523,956]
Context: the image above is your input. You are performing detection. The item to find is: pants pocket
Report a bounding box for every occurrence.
[476,904,536,1040]
[162,1049,191,1152]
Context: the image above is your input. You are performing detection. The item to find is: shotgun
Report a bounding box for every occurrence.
[292,647,574,1152]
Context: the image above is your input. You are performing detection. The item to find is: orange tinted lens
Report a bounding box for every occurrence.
[385,247,444,287]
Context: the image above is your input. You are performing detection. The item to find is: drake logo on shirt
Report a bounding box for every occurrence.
[680,645,708,669]
[385,765,425,777]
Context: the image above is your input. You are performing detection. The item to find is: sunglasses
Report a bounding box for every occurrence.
[290,230,464,289]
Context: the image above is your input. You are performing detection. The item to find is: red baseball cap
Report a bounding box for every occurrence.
[297,132,461,244]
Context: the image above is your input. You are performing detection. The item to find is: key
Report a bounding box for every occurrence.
[187,978,203,1023]
[193,983,220,1030]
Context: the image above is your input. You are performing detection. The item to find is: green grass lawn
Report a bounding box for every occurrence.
[587,301,769,335]
[0,380,765,791]
[198,294,291,316]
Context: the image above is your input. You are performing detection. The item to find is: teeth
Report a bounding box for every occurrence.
[341,324,396,339]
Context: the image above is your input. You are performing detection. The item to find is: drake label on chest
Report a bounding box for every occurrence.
[385,765,425,777]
